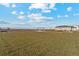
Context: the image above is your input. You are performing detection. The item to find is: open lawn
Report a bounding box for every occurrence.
[0,31,79,56]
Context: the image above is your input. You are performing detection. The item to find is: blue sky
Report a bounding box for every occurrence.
[0,3,79,29]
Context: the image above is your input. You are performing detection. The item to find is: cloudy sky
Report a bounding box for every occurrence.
[0,3,79,29]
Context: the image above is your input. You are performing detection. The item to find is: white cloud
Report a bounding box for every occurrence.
[27,13,53,23]
[57,15,69,18]
[11,11,25,20]
[42,9,51,13]
[67,7,72,11]
[19,11,24,15]
[18,22,26,25]
[11,11,17,15]
[11,11,25,16]
[0,20,10,24]
[53,8,57,11]
[11,4,16,8]
[0,3,10,7]
[49,3,56,9]
[0,3,17,8]
[18,15,26,20]
[29,3,48,10]
[64,15,69,17]
[29,3,56,13]
[57,15,61,18]
[27,13,43,23]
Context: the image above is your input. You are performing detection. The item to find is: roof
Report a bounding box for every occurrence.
[55,25,76,28]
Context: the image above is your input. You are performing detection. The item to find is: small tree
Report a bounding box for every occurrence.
[71,26,74,31]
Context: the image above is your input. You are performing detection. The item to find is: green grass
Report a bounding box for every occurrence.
[0,31,79,56]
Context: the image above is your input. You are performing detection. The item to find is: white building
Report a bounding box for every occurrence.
[54,25,79,31]
[73,25,79,31]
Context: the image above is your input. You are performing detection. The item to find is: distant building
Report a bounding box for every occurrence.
[54,25,79,31]
[74,25,79,31]
[0,27,10,32]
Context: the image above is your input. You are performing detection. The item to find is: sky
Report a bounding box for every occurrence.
[0,3,79,29]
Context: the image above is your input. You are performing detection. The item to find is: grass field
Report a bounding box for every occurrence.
[0,30,79,56]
